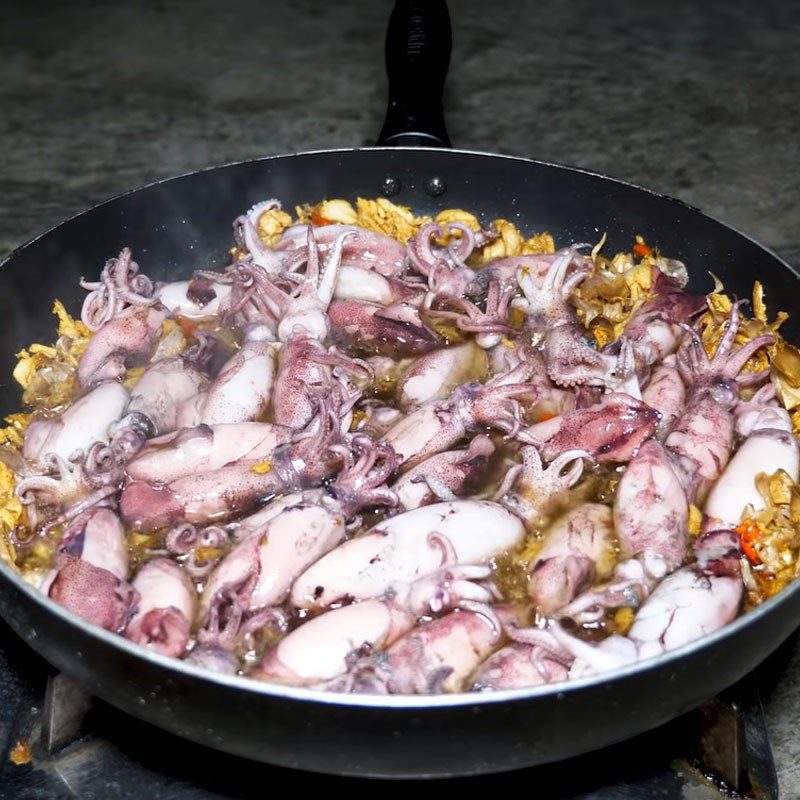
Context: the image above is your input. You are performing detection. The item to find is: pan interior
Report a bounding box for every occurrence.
[1,146,798,710]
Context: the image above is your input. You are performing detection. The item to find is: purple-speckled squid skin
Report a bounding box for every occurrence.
[471,643,570,691]
[392,435,495,510]
[328,298,441,356]
[665,390,736,504]
[641,354,686,438]
[614,439,689,572]
[397,340,488,412]
[543,324,608,387]
[271,337,370,430]
[554,438,690,626]
[521,392,660,464]
[45,507,134,632]
[78,305,167,388]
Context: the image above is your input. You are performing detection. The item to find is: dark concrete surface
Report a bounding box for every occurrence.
[1,0,800,790]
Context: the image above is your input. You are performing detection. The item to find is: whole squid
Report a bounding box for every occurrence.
[125,422,293,484]
[125,558,196,657]
[519,392,659,464]
[374,606,502,694]
[78,305,167,388]
[43,507,134,632]
[528,503,616,614]
[120,398,342,530]
[198,501,346,649]
[23,382,130,467]
[552,530,743,678]
[291,500,524,612]
[254,571,490,689]
[384,358,534,468]
[393,435,495,510]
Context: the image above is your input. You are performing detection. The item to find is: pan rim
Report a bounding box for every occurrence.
[1,146,797,282]
[1,145,798,710]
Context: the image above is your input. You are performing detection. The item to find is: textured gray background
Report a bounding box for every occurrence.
[1,0,800,791]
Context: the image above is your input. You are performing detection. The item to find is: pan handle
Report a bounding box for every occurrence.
[375,0,452,148]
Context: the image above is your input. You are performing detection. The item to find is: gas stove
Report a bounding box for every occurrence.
[0,619,778,799]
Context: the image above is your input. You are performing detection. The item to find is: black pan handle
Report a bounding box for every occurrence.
[375,0,452,148]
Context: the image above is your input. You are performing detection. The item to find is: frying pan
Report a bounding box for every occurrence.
[0,0,798,779]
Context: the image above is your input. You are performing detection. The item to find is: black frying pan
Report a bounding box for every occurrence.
[0,0,798,779]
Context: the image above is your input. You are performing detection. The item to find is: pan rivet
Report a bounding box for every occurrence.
[381,176,401,197]
[424,176,446,197]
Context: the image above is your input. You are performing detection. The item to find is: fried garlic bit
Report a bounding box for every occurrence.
[769,317,800,432]
[687,503,703,536]
[473,219,555,265]
[738,470,800,606]
[293,199,555,264]
[694,279,800,436]
[610,606,635,636]
[572,237,661,348]
[253,205,293,246]
[13,301,92,409]
[153,319,188,361]
[355,198,428,242]
[434,208,480,230]
[9,739,32,766]
[0,460,23,570]
[699,279,785,377]
[296,197,430,242]
[0,413,31,449]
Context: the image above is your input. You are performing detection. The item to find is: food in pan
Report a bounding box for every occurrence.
[2,196,799,694]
